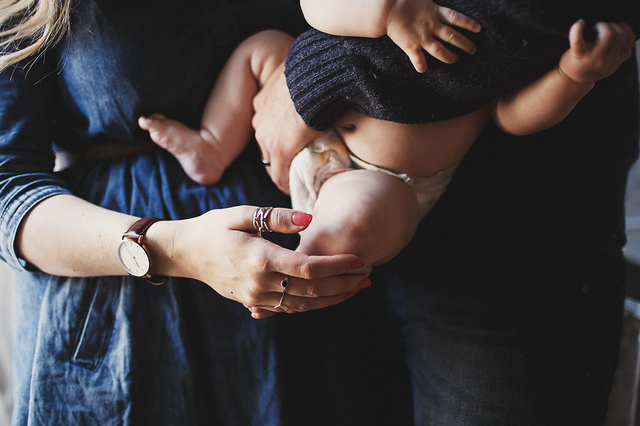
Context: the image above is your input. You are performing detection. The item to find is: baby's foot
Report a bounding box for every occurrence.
[139,114,227,185]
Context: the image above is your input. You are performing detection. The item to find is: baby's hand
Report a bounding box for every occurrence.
[387,0,481,73]
[559,20,635,85]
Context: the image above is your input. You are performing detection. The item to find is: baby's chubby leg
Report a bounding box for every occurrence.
[297,169,420,266]
[139,114,228,185]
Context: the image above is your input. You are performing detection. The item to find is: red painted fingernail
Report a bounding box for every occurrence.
[351,259,365,269]
[357,279,371,290]
[292,212,313,226]
[345,290,359,300]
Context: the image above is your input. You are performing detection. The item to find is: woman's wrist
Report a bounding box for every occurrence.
[144,219,185,279]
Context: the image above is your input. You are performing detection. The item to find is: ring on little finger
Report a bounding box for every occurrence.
[261,158,271,167]
[274,292,288,312]
[253,206,273,233]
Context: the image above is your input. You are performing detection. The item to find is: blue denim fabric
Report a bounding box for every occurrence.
[382,237,626,426]
[1,0,312,424]
[10,142,299,426]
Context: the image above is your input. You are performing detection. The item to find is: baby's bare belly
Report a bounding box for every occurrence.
[345,108,490,178]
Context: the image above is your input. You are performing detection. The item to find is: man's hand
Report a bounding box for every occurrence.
[252,63,321,193]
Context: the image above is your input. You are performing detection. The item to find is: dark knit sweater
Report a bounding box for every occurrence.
[285,0,640,129]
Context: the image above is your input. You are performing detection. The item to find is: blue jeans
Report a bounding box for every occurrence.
[381,218,627,426]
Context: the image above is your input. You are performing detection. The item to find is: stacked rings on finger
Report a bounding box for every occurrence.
[274,275,289,311]
[253,206,273,233]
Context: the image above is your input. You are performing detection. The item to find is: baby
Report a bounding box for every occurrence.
[139,3,635,276]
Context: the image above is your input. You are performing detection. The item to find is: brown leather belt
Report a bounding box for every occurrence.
[54,139,160,171]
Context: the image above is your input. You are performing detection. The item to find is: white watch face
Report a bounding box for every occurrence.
[117,239,151,277]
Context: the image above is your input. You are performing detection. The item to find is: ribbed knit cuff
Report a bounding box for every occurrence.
[284,30,363,130]
[286,29,460,129]
[285,29,501,129]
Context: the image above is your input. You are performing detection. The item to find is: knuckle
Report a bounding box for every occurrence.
[268,208,286,230]
[244,292,261,307]
[296,302,310,313]
[303,285,320,298]
[251,246,269,266]
[440,30,457,45]
[296,260,315,280]
[245,281,264,302]
[443,9,458,24]
[428,43,447,60]
[599,25,614,40]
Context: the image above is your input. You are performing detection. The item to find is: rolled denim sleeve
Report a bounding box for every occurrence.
[0,57,72,270]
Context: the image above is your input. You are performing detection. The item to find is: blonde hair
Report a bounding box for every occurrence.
[0,0,71,70]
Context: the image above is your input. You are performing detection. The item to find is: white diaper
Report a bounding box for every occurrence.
[289,129,457,219]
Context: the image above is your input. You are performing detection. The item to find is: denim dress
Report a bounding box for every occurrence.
[0,1,325,424]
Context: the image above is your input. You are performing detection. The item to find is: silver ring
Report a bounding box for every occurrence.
[261,158,271,167]
[274,292,288,311]
[253,206,273,233]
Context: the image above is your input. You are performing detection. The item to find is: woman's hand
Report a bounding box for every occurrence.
[148,206,370,318]
[252,63,321,194]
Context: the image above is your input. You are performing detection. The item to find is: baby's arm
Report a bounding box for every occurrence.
[492,20,635,136]
[139,30,294,185]
[296,169,420,267]
[300,0,481,73]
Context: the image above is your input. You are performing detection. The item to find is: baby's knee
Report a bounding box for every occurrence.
[298,170,420,264]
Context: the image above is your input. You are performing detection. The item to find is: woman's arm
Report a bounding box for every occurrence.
[300,0,481,72]
[16,194,370,314]
[493,20,636,135]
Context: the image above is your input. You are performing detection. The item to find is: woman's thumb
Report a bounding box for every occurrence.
[242,206,313,234]
[267,208,313,234]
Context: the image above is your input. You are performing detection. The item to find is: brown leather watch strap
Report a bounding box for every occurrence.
[123,217,166,285]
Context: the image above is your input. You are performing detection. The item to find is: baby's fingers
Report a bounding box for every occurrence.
[432,25,478,56]
[405,47,429,73]
[594,22,635,60]
[569,20,589,56]
[421,39,459,65]
[437,7,481,34]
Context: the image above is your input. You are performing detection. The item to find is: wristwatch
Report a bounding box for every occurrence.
[117,217,166,285]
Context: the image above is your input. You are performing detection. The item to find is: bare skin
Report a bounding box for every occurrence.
[300,0,482,72]
[139,20,635,319]
[16,194,370,316]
